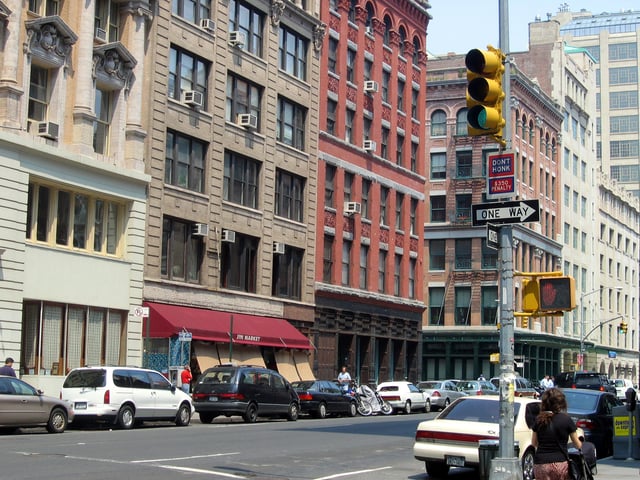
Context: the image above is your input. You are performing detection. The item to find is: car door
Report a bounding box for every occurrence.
[323,380,346,413]
[5,378,49,426]
[148,370,178,418]
[129,369,154,419]
[270,373,291,415]
[406,383,425,408]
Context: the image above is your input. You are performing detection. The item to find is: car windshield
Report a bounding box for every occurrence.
[440,399,521,423]
[614,380,626,387]
[291,381,316,391]
[198,368,235,384]
[563,391,599,411]
[575,375,602,386]
[63,369,106,388]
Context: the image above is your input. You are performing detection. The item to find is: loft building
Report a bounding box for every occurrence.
[313,0,431,383]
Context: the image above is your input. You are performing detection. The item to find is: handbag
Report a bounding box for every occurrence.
[548,417,589,480]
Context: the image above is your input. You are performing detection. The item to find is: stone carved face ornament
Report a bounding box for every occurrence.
[40,24,58,51]
[103,50,121,75]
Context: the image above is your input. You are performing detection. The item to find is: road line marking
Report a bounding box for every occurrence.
[132,452,240,463]
[313,466,393,479]
[158,465,246,478]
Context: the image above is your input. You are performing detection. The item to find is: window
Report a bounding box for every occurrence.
[326,98,337,135]
[325,164,336,208]
[609,42,637,61]
[28,66,50,124]
[223,151,260,209]
[430,152,447,179]
[364,58,372,81]
[430,110,446,136]
[95,0,120,42]
[322,235,334,283]
[428,287,444,325]
[28,0,60,15]
[275,169,304,222]
[610,140,639,158]
[346,48,356,83]
[229,0,264,56]
[168,46,209,108]
[380,126,389,159]
[328,37,338,73]
[361,179,371,219]
[396,134,404,166]
[430,195,446,222]
[456,194,472,221]
[344,172,353,203]
[93,88,112,155]
[481,242,497,269]
[279,26,308,81]
[277,97,306,150]
[272,246,303,300]
[172,0,211,24]
[393,254,401,296]
[609,91,638,110]
[411,88,419,119]
[610,115,638,134]
[429,239,445,270]
[410,141,418,173]
[341,240,351,286]
[380,187,389,225]
[378,250,387,293]
[481,286,498,325]
[383,16,392,46]
[455,287,471,325]
[455,238,471,270]
[382,70,390,103]
[456,108,468,135]
[165,130,206,193]
[161,217,203,282]
[397,78,405,112]
[226,74,261,128]
[27,182,123,256]
[408,258,416,299]
[395,192,404,230]
[359,245,368,289]
[409,198,417,235]
[221,232,258,292]
[22,301,125,375]
[345,108,355,143]
[456,150,472,178]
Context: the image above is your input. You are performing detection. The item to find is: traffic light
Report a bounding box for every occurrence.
[522,279,539,313]
[538,276,576,312]
[619,322,628,334]
[465,46,505,144]
[521,318,528,329]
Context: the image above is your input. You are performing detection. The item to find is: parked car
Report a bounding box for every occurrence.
[417,380,467,411]
[456,379,499,396]
[562,387,623,458]
[377,381,430,414]
[555,371,616,394]
[0,375,73,433]
[413,396,540,479]
[61,366,193,429]
[192,364,299,423]
[612,378,635,401]
[290,380,357,418]
[490,376,539,398]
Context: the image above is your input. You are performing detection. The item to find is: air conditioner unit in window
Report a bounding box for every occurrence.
[200,19,215,32]
[37,122,59,140]
[183,90,203,107]
[237,113,257,129]
[228,30,246,47]
[221,229,236,243]
[95,27,107,43]
[273,242,285,255]
[192,223,209,237]
[363,80,378,93]
[363,139,376,152]
[344,201,362,215]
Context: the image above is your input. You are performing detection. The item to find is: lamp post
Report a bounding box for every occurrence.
[579,286,623,370]
[580,313,625,370]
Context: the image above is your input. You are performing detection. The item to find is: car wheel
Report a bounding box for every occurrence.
[317,402,327,419]
[243,403,258,423]
[348,401,357,417]
[425,461,450,478]
[403,400,412,414]
[199,412,214,424]
[46,407,68,433]
[117,405,135,429]
[287,402,299,421]
[424,399,431,413]
[521,447,535,480]
[175,403,191,426]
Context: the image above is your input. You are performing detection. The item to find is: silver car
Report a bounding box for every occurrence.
[417,380,467,411]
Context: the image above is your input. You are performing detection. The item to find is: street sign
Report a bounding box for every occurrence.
[487,152,515,199]
[178,331,193,342]
[132,306,149,318]
[486,223,499,250]
[472,199,540,226]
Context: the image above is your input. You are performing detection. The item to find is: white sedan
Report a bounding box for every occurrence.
[377,381,430,414]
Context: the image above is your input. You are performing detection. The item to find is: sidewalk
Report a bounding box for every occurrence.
[596,457,640,478]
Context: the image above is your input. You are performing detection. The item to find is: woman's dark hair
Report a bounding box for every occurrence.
[536,387,567,427]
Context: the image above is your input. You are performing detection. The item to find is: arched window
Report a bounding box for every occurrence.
[398,26,406,57]
[412,36,421,64]
[348,0,357,23]
[430,109,446,136]
[515,110,521,137]
[383,16,392,46]
[528,120,534,144]
[545,133,551,157]
[539,128,544,153]
[365,3,374,33]
[456,108,468,135]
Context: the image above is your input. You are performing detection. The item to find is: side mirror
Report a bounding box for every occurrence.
[625,387,636,411]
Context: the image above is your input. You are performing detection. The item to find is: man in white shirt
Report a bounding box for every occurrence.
[337,366,351,393]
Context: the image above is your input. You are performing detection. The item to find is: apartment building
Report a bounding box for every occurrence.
[314,0,430,383]
[0,0,149,392]
[424,55,564,381]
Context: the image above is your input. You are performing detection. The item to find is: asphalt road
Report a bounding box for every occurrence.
[0,412,483,480]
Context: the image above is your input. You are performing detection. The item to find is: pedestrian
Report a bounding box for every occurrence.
[337,366,351,393]
[478,373,486,381]
[540,374,554,390]
[0,357,16,377]
[180,365,192,394]
[532,388,582,480]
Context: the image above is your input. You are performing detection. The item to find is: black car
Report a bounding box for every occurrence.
[192,365,300,423]
[562,388,623,458]
[555,371,616,394]
[290,380,357,418]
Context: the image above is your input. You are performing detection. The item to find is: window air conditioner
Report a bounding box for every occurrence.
[228,31,246,47]
[200,19,215,32]
[183,90,203,107]
[237,113,258,129]
[344,201,362,215]
[363,80,378,93]
[273,242,285,255]
[38,122,59,140]
[95,27,107,43]
[221,229,236,243]
[192,223,209,237]
[363,139,376,152]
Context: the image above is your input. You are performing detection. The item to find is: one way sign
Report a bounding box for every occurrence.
[472,199,540,226]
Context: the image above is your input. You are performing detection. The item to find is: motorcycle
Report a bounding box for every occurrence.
[345,381,392,416]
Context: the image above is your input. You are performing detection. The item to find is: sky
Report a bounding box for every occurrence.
[427,1,640,55]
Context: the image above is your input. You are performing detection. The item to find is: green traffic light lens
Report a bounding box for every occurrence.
[477,110,487,128]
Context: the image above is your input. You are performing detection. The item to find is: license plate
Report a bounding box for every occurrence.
[75,402,87,410]
[445,455,465,467]
[208,396,218,402]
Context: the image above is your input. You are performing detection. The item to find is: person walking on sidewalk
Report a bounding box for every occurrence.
[180,365,192,394]
[0,357,16,377]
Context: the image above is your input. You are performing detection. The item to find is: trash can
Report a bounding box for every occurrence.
[478,440,520,480]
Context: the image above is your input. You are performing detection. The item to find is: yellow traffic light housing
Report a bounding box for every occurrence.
[619,322,628,334]
[522,279,539,313]
[465,46,505,145]
[538,276,576,312]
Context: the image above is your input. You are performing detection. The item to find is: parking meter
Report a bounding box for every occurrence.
[626,388,637,411]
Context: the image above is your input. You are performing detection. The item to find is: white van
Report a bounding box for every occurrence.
[612,378,635,400]
[61,366,194,429]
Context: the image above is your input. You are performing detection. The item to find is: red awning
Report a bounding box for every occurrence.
[143,302,312,350]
